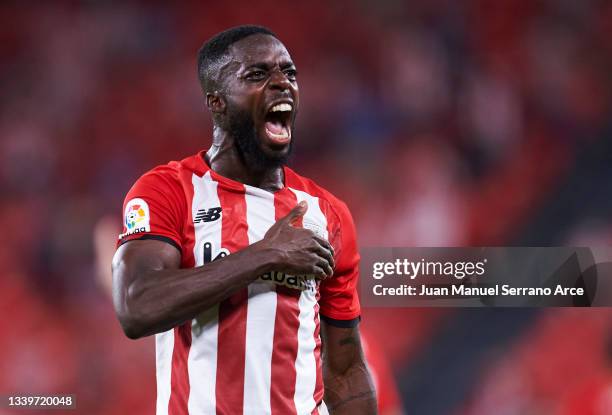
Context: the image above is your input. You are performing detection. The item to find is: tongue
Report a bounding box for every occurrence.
[265,120,285,135]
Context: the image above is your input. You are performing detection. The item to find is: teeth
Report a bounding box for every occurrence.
[270,103,292,112]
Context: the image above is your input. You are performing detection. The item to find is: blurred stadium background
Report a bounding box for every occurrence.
[2,1,612,414]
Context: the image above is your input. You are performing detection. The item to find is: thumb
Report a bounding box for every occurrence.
[283,200,307,225]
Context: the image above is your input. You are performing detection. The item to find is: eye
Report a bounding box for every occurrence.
[246,70,266,81]
[284,69,297,81]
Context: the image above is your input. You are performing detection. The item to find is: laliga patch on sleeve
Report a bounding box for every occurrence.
[119,198,151,239]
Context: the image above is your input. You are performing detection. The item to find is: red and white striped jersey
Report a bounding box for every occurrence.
[118,151,361,415]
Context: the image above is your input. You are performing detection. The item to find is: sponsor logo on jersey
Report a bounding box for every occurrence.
[119,198,151,239]
[194,207,222,223]
[259,271,317,293]
[201,239,317,293]
[202,241,229,263]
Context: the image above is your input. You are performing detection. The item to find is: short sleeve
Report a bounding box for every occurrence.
[318,200,361,327]
[117,165,185,252]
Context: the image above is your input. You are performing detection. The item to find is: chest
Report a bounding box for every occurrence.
[190,183,330,269]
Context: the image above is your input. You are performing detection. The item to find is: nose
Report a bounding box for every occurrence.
[268,68,291,92]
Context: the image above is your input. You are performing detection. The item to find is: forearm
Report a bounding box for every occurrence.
[113,242,270,338]
[322,323,378,414]
[324,361,377,414]
[113,202,335,339]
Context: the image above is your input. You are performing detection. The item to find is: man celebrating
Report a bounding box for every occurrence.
[112,25,377,415]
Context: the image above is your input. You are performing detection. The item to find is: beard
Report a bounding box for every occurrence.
[227,107,293,171]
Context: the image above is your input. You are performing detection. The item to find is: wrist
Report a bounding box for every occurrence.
[248,240,280,275]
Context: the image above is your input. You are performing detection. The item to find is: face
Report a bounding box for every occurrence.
[217,34,299,169]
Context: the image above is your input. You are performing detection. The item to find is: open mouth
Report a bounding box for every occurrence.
[264,102,292,145]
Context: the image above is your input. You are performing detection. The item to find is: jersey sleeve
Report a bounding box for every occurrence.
[117,165,185,252]
[318,199,361,327]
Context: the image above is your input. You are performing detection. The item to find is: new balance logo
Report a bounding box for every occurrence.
[194,207,222,223]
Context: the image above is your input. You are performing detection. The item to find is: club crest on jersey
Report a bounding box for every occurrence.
[119,198,151,238]
[260,272,317,293]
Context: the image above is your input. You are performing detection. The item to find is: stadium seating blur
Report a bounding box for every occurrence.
[1,1,612,413]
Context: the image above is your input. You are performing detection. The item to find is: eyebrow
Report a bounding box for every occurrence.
[244,61,295,71]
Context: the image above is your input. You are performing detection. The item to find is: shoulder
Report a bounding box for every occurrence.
[129,152,208,194]
[119,153,207,247]
[284,166,353,223]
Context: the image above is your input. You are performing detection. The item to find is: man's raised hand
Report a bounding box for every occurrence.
[257,201,335,279]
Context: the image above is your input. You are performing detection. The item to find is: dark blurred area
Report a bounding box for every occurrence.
[1,1,612,414]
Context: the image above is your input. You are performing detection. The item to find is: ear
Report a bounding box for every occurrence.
[206,92,226,114]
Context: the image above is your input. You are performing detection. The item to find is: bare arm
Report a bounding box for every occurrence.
[322,322,378,414]
[112,201,334,339]
[112,238,269,338]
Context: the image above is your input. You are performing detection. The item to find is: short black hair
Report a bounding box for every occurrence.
[197,25,277,93]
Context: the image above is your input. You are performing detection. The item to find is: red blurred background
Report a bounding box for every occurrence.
[2,1,612,414]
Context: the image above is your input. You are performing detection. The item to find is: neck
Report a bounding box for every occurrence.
[205,127,285,192]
